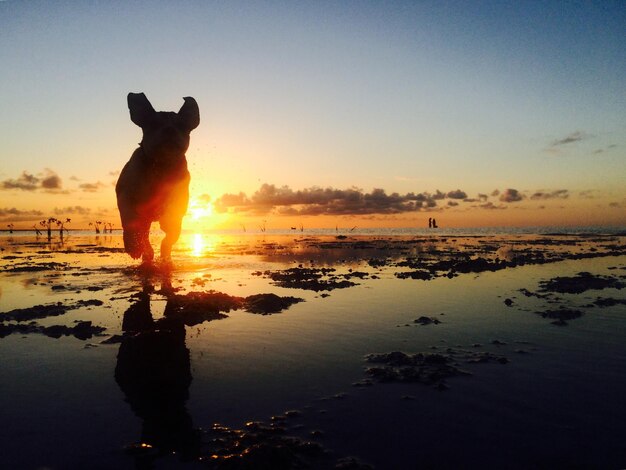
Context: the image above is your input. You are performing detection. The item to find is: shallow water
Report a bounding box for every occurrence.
[1,233,625,468]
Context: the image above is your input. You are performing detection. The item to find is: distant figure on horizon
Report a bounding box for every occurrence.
[432,218,438,228]
[428,217,432,228]
[116,93,200,263]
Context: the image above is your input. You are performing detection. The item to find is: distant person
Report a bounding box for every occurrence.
[428,217,432,228]
[432,218,438,228]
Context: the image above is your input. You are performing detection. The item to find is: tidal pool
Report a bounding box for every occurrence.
[1,232,625,468]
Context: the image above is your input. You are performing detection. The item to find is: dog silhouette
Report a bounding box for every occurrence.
[116,93,200,262]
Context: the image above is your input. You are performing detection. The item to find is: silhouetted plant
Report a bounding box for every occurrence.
[56,218,71,238]
[89,221,102,234]
[40,217,58,239]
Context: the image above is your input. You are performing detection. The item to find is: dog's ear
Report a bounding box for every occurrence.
[178,97,200,131]
[127,93,156,128]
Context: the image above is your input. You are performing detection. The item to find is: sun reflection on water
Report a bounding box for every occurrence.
[191,233,205,257]
[190,233,216,258]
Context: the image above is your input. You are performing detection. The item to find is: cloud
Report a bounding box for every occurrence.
[549,131,590,147]
[499,188,524,203]
[79,181,106,192]
[197,193,212,204]
[0,207,43,217]
[0,207,44,222]
[530,189,569,200]
[54,206,92,216]
[579,190,597,199]
[593,144,617,155]
[446,189,467,199]
[1,169,64,192]
[2,171,39,190]
[42,173,62,190]
[479,202,507,210]
[214,184,469,216]
[491,189,500,197]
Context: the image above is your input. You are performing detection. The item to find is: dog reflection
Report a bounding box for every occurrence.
[115,291,200,466]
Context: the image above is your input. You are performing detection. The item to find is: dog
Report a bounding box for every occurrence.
[116,93,200,262]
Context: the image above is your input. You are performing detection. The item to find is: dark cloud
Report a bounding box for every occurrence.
[549,131,590,147]
[432,190,446,200]
[593,144,617,155]
[491,189,500,197]
[447,200,459,207]
[214,184,469,216]
[79,181,105,192]
[478,193,489,201]
[579,190,597,199]
[446,189,467,200]
[499,188,524,203]
[0,207,44,222]
[1,169,63,192]
[42,174,62,189]
[2,171,39,190]
[0,207,43,217]
[54,206,92,216]
[479,202,507,210]
[530,189,569,200]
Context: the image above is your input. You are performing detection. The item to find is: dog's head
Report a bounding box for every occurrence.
[128,93,200,161]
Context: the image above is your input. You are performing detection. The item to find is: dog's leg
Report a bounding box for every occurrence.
[121,218,154,262]
[159,216,182,261]
[159,178,189,261]
[142,233,154,263]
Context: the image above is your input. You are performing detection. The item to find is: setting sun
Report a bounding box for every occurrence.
[189,199,213,221]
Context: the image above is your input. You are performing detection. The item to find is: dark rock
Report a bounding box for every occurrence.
[395,270,432,280]
[244,293,304,314]
[1,303,68,322]
[267,267,357,291]
[164,291,239,326]
[539,272,625,294]
[536,308,584,321]
[593,297,626,307]
[365,351,467,386]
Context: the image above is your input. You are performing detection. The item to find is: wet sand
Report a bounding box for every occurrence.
[1,232,625,468]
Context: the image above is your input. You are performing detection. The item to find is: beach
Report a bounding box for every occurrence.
[1,231,625,469]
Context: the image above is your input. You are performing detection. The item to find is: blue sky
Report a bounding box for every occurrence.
[1,1,624,227]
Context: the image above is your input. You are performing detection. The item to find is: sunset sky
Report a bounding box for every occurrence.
[1,1,625,230]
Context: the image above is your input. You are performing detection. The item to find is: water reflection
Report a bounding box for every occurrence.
[115,274,200,468]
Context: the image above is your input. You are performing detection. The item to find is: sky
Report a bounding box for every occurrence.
[1,0,625,230]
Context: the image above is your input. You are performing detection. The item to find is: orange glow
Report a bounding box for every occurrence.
[189,199,213,220]
[190,233,215,257]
